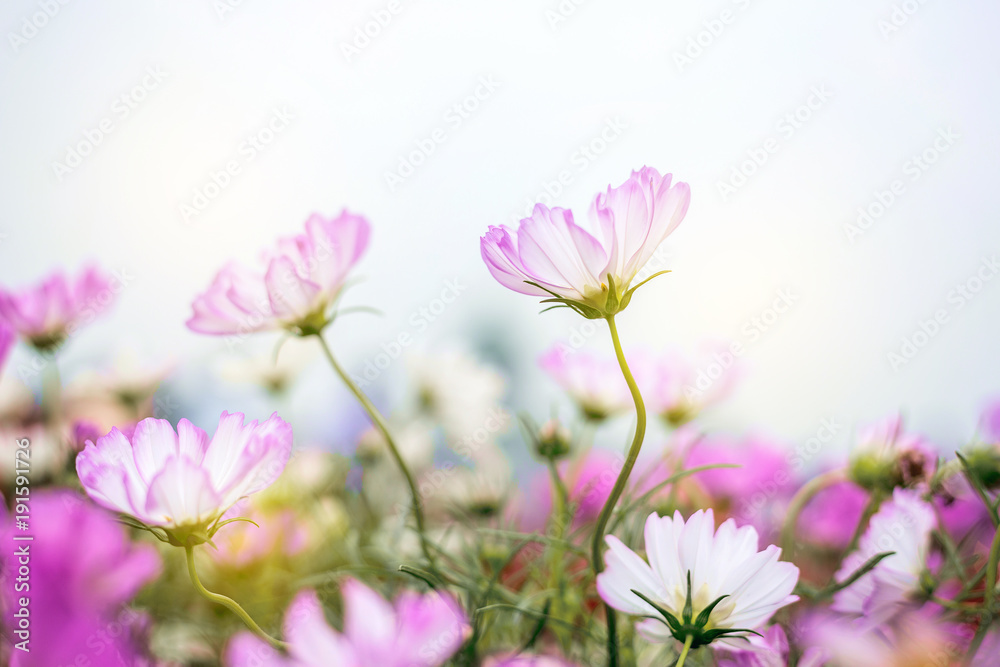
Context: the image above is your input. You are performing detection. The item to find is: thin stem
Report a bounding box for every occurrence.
[779,468,847,556]
[675,634,694,667]
[591,314,647,667]
[841,489,884,559]
[985,523,1000,610]
[184,546,287,650]
[312,332,437,571]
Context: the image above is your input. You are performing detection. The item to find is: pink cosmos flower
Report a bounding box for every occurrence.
[207,507,308,569]
[980,398,1000,443]
[597,509,799,650]
[521,448,624,533]
[481,167,689,317]
[538,345,633,420]
[225,580,469,667]
[832,488,936,626]
[0,321,13,372]
[484,655,581,666]
[642,344,740,426]
[796,479,869,549]
[0,491,161,667]
[714,625,788,667]
[187,211,370,336]
[0,265,115,350]
[849,414,936,490]
[75,411,293,543]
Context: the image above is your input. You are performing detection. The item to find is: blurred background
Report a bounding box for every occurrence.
[1,0,998,464]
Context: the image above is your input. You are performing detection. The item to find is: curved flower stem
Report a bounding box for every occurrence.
[592,314,647,667]
[779,468,847,557]
[675,634,694,667]
[184,546,287,650]
[312,332,438,572]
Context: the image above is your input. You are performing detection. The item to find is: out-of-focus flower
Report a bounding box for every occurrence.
[225,581,469,667]
[961,401,1000,489]
[0,422,66,487]
[685,434,793,535]
[66,350,173,415]
[0,321,13,373]
[643,345,739,427]
[832,488,936,626]
[796,479,869,549]
[533,418,573,461]
[76,411,293,545]
[848,414,936,492]
[714,624,788,667]
[187,211,370,337]
[539,345,632,421]
[441,446,513,520]
[217,337,317,395]
[356,421,435,470]
[207,507,308,569]
[597,509,798,650]
[980,398,1000,443]
[0,491,161,667]
[408,349,508,453]
[484,655,580,666]
[522,448,623,533]
[0,265,115,351]
[480,167,689,318]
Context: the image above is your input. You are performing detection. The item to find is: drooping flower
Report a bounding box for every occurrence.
[481,167,690,318]
[225,580,469,667]
[75,411,293,545]
[831,487,936,626]
[0,265,115,351]
[0,491,161,667]
[848,414,936,492]
[187,211,370,337]
[597,509,799,650]
[538,345,632,421]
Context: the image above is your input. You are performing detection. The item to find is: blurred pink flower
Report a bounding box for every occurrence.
[642,344,740,425]
[538,345,632,420]
[850,414,937,489]
[225,580,469,667]
[522,448,623,533]
[796,479,869,548]
[832,488,936,626]
[0,321,14,372]
[208,508,308,569]
[76,412,292,540]
[714,624,788,667]
[597,509,798,650]
[188,211,370,336]
[981,398,1000,442]
[0,265,115,350]
[0,491,161,667]
[484,655,580,666]
[481,167,689,317]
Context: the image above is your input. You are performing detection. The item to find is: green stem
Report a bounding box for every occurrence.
[675,634,694,667]
[184,546,287,650]
[40,353,61,423]
[986,522,1000,610]
[841,489,884,559]
[779,468,847,556]
[313,332,437,571]
[591,314,647,667]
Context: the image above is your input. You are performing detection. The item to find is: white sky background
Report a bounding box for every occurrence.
[0,0,998,459]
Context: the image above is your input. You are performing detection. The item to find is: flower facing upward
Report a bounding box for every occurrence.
[187,211,370,337]
[481,167,689,318]
[76,411,293,545]
[225,580,469,667]
[597,509,799,650]
[0,265,114,351]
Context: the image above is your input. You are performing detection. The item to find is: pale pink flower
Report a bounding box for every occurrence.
[831,488,936,626]
[0,265,115,350]
[187,211,369,336]
[207,507,308,569]
[714,625,788,667]
[643,344,740,426]
[980,398,1000,443]
[481,167,689,317]
[484,655,580,666]
[849,414,936,489]
[225,580,469,667]
[539,345,632,420]
[0,321,13,372]
[597,509,798,650]
[75,412,293,542]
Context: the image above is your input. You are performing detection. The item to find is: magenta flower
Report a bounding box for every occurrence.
[832,488,936,626]
[0,265,115,351]
[981,398,1000,442]
[539,345,633,420]
[225,580,469,667]
[796,479,869,549]
[187,211,370,337]
[76,411,293,545]
[0,321,13,373]
[0,491,161,667]
[481,167,689,318]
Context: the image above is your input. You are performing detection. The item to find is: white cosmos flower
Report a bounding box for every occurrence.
[596,509,799,650]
